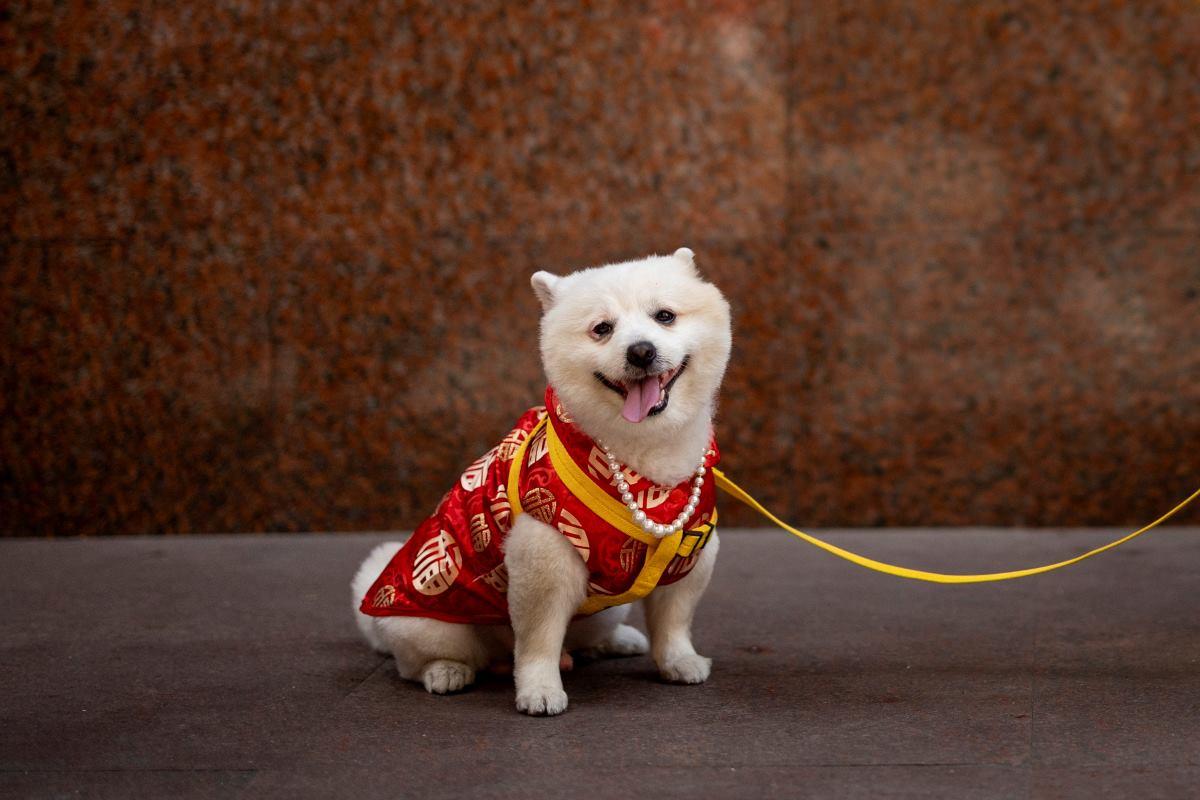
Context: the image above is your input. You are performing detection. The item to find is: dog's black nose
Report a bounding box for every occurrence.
[626,340,657,368]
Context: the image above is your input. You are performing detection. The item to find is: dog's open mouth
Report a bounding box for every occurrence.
[594,356,689,424]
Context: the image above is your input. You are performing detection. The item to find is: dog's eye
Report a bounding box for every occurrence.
[590,321,613,338]
[653,309,676,325]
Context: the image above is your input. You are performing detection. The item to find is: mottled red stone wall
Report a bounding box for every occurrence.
[2,1,1198,535]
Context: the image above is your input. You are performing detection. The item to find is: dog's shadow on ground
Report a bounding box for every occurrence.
[366,651,679,699]
[364,646,1200,705]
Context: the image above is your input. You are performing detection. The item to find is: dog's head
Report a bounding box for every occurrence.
[532,248,731,444]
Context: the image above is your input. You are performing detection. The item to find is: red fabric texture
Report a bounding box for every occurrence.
[359,387,719,625]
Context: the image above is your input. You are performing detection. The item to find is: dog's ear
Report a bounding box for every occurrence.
[531,271,560,311]
[673,247,699,276]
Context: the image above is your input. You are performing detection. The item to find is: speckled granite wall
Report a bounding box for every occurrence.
[2,1,1198,535]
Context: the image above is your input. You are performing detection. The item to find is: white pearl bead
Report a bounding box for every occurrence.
[606,441,712,532]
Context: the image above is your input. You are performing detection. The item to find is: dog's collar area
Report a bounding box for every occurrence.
[520,387,722,549]
[506,408,720,617]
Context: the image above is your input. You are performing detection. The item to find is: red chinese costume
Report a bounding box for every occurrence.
[360,387,719,624]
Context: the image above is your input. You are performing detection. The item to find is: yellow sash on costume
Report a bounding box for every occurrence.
[508,417,716,615]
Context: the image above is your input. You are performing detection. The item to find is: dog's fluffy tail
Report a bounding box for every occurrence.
[351,541,405,653]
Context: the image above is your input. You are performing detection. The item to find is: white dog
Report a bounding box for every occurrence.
[351,248,732,715]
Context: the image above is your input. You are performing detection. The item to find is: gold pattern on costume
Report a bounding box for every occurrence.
[490,484,511,528]
[412,530,462,596]
[460,451,495,491]
[522,487,558,524]
[586,446,612,481]
[555,400,573,424]
[638,486,670,509]
[526,425,549,466]
[479,564,509,594]
[469,513,491,552]
[372,584,397,607]
[494,427,529,462]
[586,446,645,487]
[618,538,646,573]
[556,507,590,562]
[587,580,614,596]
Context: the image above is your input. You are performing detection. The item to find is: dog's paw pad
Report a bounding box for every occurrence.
[515,686,569,716]
[660,654,712,685]
[421,660,475,694]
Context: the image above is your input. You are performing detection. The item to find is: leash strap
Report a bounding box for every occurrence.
[713,468,1200,584]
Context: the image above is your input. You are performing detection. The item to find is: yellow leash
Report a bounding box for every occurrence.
[713,468,1200,584]
[505,408,1199,594]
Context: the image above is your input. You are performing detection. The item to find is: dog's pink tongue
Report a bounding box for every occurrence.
[621,376,662,423]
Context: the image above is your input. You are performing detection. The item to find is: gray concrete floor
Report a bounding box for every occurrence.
[1,529,1198,799]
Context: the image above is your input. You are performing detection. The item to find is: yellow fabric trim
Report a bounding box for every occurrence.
[577,529,686,615]
[713,468,1200,584]
[506,414,717,615]
[676,513,717,558]
[544,415,658,543]
[577,513,719,614]
[506,417,544,519]
[576,513,715,614]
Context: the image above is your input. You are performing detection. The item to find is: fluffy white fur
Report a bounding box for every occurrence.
[352,247,732,715]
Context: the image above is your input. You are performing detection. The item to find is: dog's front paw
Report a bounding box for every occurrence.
[659,653,712,685]
[421,660,475,694]
[515,685,569,716]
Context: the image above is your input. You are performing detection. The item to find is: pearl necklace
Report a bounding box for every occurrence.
[598,441,707,537]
